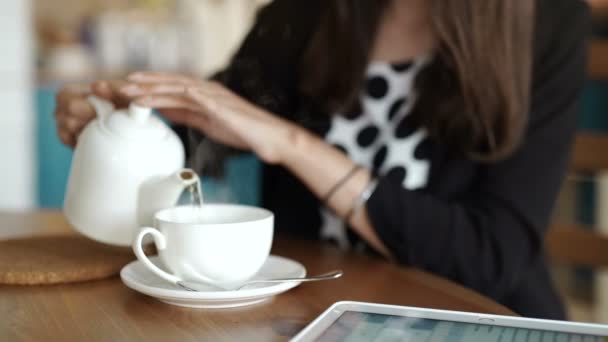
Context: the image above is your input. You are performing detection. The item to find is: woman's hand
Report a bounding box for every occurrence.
[54,80,129,147]
[123,72,390,257]
[123,71,299,164]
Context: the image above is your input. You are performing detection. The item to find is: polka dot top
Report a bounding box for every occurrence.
[320,58,431,250]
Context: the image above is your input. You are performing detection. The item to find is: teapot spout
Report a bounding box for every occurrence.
[137,169,201,227]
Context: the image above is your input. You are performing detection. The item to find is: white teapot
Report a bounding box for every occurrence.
[64,96,200,246]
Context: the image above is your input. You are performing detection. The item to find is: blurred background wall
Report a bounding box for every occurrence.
[0,0,34,209]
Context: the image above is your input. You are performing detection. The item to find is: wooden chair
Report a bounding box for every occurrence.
[589,0,608,20]
[589,39,608,80]
[546,133,608,322]
[588,0,608,79]
[547,3,608,321]
[548,0,608,270]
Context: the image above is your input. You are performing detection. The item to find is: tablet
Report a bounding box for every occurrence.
[292,301,608,341]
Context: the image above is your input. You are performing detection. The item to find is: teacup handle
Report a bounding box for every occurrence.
[133,227,181,284]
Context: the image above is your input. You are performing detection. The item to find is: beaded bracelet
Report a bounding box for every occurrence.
[322,164,362,206]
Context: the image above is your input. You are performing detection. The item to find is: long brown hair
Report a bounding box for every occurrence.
[299,1,535,160]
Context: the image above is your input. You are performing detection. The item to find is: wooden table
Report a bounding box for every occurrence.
[0,211,514,341]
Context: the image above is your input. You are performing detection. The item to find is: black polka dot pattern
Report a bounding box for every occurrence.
[319,58,431,252]
[388,97,407,121]
[357,125,380,148]
[314,118,332,137]
[395,115,417,139]
[344,100,363,119]
[344,111,362,121]
[392,61,413,73]
[333,144,348,155]
[387,166,407,185]
[414,138,432,160]
[373,145,387,171]
[366,76,389,99]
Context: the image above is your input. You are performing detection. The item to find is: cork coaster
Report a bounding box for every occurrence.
[0,235,137,285]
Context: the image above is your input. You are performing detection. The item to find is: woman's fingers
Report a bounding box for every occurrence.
[185,87,244,127]
[55,97,95,124]
[121,83,188,97]
[159,108,212,132]
[135,94,211,131]
[57,114,87,132]
[186,87,210,106]
[127,71,201,86]
[56,83,89,103]
[58,131,75,147]
[56,115,90,147]
[124,70,229,98]
[159,106,246,150]
[91,80,131,108]
[68,97,95,119]
[121,80,227,99]
[135,94,201,112]
[131,84,228,122]
[138,93,241,146]
[55,85,97,147]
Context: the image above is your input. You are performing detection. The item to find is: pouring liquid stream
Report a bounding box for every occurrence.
[184,174,205,222]
[178,169,205,221]
[187,182,204,208]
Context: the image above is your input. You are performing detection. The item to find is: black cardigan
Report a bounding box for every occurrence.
[196,0,590,319]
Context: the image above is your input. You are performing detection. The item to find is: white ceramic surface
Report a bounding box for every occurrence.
[120,255,305,308]
[63,96,191,246]
[133,205,274,290]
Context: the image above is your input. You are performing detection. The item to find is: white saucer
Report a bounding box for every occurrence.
[120,255,306,308]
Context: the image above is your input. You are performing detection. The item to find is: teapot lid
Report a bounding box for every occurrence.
[102,104,169,140]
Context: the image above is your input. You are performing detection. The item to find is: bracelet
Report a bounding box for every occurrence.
[322,164,362,206]
[344,177,379,224]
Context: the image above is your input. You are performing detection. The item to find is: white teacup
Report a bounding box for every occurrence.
[132,204,274,290]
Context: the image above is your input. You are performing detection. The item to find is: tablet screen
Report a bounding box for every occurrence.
[317,311,607,342]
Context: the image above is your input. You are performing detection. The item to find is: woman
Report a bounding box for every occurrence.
[55,0,590,319]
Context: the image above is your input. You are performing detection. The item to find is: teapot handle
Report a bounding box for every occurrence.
[87,95,115,120]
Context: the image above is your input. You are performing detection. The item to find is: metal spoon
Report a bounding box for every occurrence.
[176,270,343,292]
